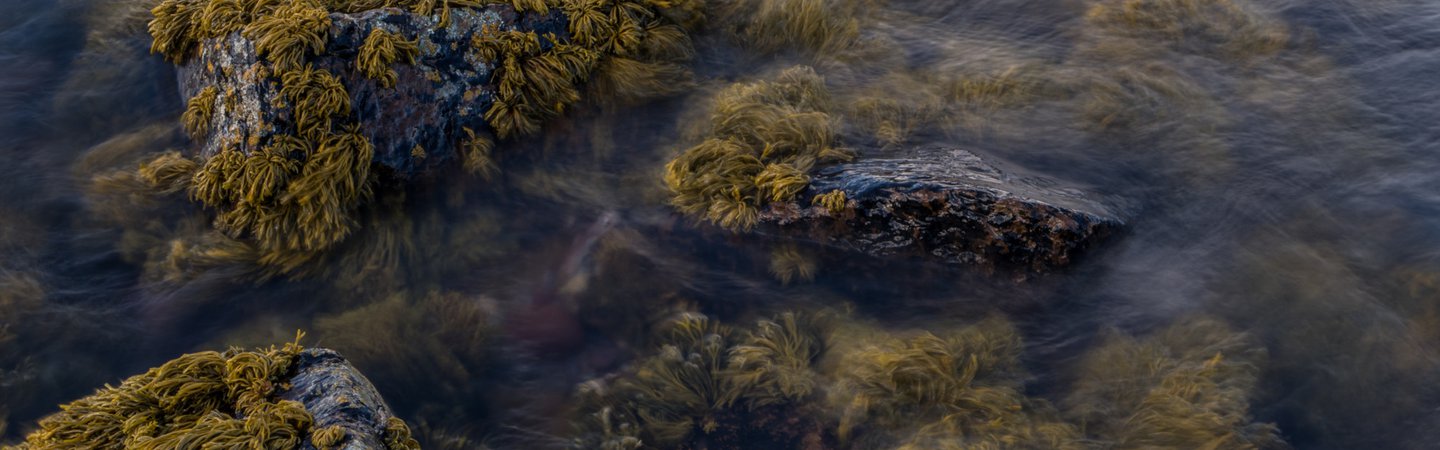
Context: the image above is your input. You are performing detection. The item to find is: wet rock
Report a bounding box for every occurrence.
[758,146,1124,275]
[281,348,405,450]
[177,6,566,177]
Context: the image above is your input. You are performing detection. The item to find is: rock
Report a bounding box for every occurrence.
[177,6,566,177]
[758,146,1124,275]
[281,348,407,450]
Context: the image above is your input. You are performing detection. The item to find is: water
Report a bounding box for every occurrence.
[3,0,1440,448]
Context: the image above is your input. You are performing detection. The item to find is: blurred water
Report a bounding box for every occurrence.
[2,0,1440,448]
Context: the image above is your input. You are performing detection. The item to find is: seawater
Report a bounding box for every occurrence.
[2,0,1440,448]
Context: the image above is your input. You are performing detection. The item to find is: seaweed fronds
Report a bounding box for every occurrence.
[713,0,863,56]
[149,0,206,63]
[812,189,847,215]
[664,66,852,231]
[768,245,817,285]
[1084,0,1289,60]
[315,290,497,425]
[182,87,220,138]
[280,66,352,140]
[383,417,421,450]
[460,127,498,179]
[1063,316,1286,449]
[573,311,833,449]
[831,316,1027,441]
[138,151,201,195]
[357,28,419,88]
[15,338,311,449]
[727,311,831,406]
[244,0,332,72]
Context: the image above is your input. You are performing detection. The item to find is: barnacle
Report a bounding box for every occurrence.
[182,87,220,138]
[13,336,319,449]
[357,28,419,88]
[664,66,853,231]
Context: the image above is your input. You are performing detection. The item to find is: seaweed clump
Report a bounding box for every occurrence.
[829,316,1084,449]
[664,66,853,231]
[8,336,328,449]
[1062,317,1286,449]
[357,28,419,88]
[572,312,832,449]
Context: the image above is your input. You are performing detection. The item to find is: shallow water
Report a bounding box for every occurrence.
[3,0,1440,448]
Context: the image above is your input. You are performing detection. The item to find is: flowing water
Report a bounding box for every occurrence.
[3,0,1440,448]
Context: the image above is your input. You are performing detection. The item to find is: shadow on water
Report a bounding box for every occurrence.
[3,0,1440,448]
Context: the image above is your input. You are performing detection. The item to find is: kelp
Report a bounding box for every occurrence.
[1063,317,1285,449]
[7,335,335,449]
[664,66,853,231]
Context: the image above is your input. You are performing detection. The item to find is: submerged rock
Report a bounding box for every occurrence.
[177,6,565,176]
[284,348,416,450]
[758,146,1123,275]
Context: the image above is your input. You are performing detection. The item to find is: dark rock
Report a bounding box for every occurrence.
[177,6,566,177]
[281,348,402,450]
[759,146,1124,276]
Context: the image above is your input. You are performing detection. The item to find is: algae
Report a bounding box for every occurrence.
[664,66,853,231]
[10,335,320,449]
[1062,317,1285,449]
[572,311,833,449]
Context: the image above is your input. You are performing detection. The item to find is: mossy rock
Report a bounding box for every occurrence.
[755,146,1125,277]
[176,5,565,176]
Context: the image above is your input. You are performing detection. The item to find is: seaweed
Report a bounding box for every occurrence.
[314,290,499,433]
[243,0,332,72]
[1084,0,1289,60]
[357,28,419,88]
[768,245,817,285]
[811,189,846,215]
[713,0,863,56]
[182,87,220,138]
[1063,317,1285,449]
[8,335,335,449]
[664,66,853,231]
[830,316,1029,443]
[572,311,833,449]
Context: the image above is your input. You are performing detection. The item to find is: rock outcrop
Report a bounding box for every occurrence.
[758,146,1124,275]
[283,348,410,450]
[177,6,564,176]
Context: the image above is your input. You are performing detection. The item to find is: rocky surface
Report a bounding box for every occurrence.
[178,6,565,176]
[759,146,1125,275]
[281,348,402,450]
